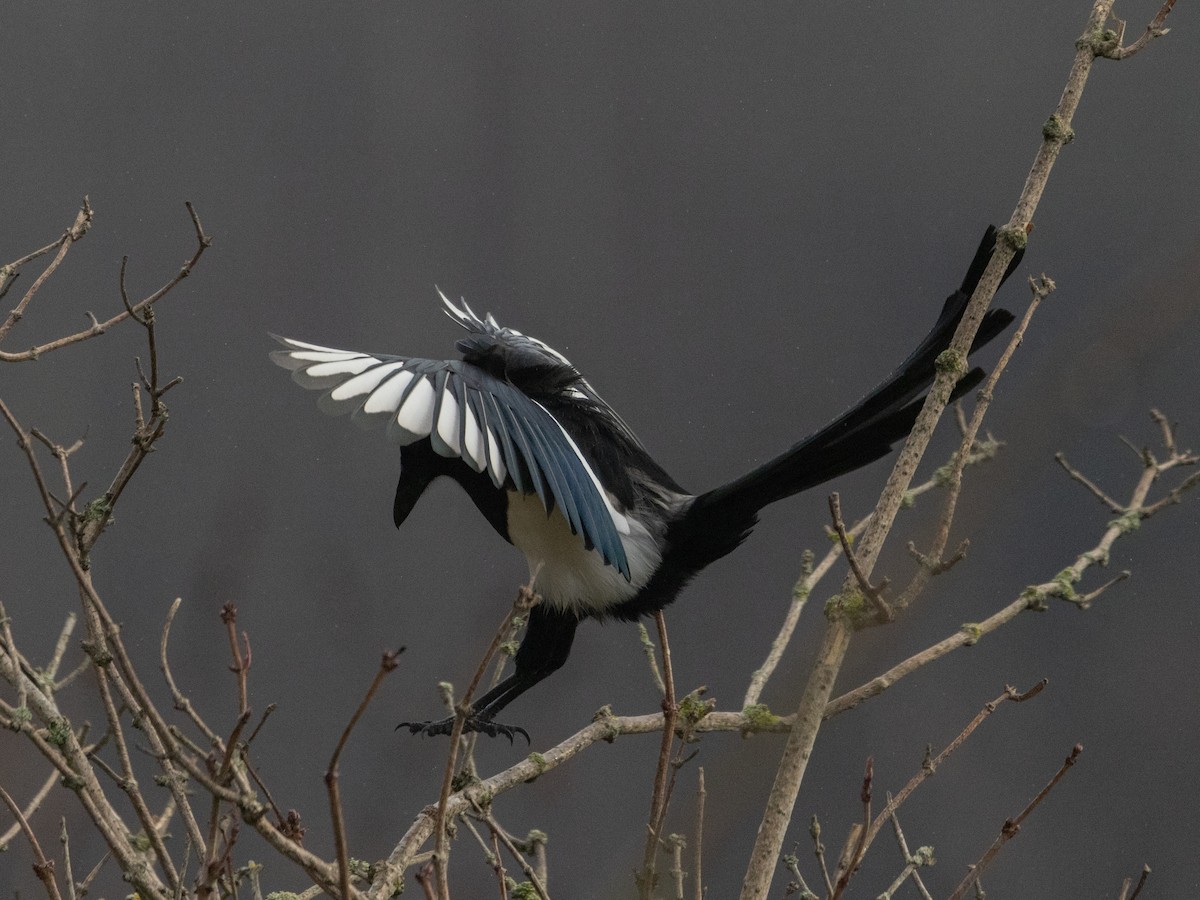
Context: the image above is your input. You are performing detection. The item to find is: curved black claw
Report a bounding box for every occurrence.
[397,716,530,744]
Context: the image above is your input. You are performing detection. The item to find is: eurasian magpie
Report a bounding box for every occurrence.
[271,226,1023,739]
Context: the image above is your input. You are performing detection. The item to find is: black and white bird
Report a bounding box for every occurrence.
[271,226,1023,739]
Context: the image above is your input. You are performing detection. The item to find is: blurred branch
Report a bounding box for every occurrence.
[1117,864,1152,900]
[0,768,59,851]
[372,707,795,897]
[693,768,705,900]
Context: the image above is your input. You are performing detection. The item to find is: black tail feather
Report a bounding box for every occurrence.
[647,226,1023,601]
[695,225,1021,516]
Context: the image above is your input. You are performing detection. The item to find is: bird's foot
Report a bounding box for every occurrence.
[397,715,530,744]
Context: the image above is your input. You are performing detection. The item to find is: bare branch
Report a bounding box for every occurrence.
[326,649,403,900]
[1127,864,1152,900]
[948,743,1084,899]
[0,202,210,362]
[0,781,63,900]
[638,611,679,897]
[1097,0,1176,59]
[473,807,551,900]
[433,584,540,896]
[0,199,93,347]
[859,681,1048,863]
[829,493,892,621]
[1056,452,1125,512]
[693,768,705,900]
[0,769,60,852]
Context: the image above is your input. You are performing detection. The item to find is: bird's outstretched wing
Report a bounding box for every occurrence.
[270,334,632,579]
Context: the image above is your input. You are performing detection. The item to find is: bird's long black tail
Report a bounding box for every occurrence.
[670,226,1023,580]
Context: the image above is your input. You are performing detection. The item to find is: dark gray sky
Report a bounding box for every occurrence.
[3,3,1199,897]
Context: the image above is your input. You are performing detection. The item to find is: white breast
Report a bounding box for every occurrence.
[505,491,661,616]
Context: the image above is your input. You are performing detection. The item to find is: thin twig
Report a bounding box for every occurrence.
[830,758,873,899]
[809,817,834,898]
[947,743,1083,900]
[0,769,60,851]
[0,199,93,347]
[1100,0,1176,59]
[0,781,64,900]
[824,406,1200,715]
[459,815,505,896]
[859,682,1047,863]
[1055,452,1124,511]
[327,649,404,899]
[433,585,540,898]
[693,768,705,900]
[638,611,679,898]
[1127,864,1151,899]
[829,494,892,621]
[60,818,77,900]
[885,801,934,900]
[160,598,222,744]
[638,623,667,695]
[894,272,1053,616]
[45,612,78,683]
[475,807,551,900]
[666,834,686,900]
[1,201,209,362]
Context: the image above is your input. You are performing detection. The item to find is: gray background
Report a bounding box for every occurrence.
[3,3,1198,897]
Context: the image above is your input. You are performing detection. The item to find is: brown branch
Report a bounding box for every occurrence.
[433,584,540,898]
[369,707,796,898]
[0,769,60,854]
[859,682,1047,862]
[808,816,834,898]
[199,605,257,897]
[0,598,165,896]
[1055,451,1124,511]
[893,272,1052,620]
[637,623,667,696]
[0,781,63,900]
[693,768,705,900]
[459,815,506,897]
[160,598,222,746]
[638,610,678,897]
[89,647,181,892]
[742,441,989,709]
[829,493,892,621]
[326,649,403,900]
[1099,0,1176,59]
[0,199,93,347]
[1123,864,1152,900]
[948,743,1084,900]
[829,757,873,899]
[883,801,934,900]
[823,598,1033,718]
[474,808,551,900]
[0,202,209,362]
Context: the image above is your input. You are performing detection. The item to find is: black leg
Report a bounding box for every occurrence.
[399,604,581,741]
